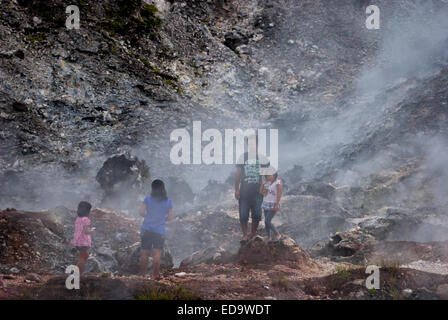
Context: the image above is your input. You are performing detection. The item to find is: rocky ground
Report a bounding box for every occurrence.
[2,205,448,300]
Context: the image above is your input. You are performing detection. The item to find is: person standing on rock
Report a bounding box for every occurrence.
[235,134,270,244]
[260,170,283,242]
[139,179,174,280]
[73,201,95,276]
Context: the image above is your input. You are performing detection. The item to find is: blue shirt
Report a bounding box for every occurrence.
[141,196,173,235]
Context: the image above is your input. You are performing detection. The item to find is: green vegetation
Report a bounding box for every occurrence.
[84,289,101,300]
[27,32,46,45]
[147,32,157,41]
[390,287,401,300]
[116,0,140,16]
[135,285,199,300]
[110,46,118,55]
[271,274,289,290]
[140,58,151,68]
[380,260,401,277]
[139,4,163,37]
[142,4,158,16]
[26,3,65,28]
[334,266,351,281]
[329,266,352,291]
[384,268,402,300]
[101,1,162,37]
[100,272,112,278]
[138,160,150,182]
[104,19,126,36]
[152,65,161,73]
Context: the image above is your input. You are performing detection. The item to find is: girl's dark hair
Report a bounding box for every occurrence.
[77,201,92,217]
[151,179,168,201]
[272,172,278,180]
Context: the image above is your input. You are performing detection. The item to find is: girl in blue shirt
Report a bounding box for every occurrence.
[139,179,173,279]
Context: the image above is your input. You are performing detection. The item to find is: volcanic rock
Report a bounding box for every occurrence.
[237,236,319,270]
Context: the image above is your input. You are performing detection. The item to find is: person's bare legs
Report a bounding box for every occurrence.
[240,221,249,241]
[140,249,151,277]
[76,250,89,276]
[250,220,259,239]
[151,249,161,280]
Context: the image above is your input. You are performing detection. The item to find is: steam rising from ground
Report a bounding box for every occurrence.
[2,0,448,222]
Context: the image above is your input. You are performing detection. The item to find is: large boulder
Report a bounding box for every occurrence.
[178,236,319,271]
[223,31,249,52]
[309,228,377,264]
[237,236,319,270]
[286,182,336,200]
[96,153,150,212]
[116,242,173,274]
[180,247,236,267]
[96,154,150,192]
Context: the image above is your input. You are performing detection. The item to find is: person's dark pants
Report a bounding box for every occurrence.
[239,194,263,222]
[141,230,165,250]
[264,210,279,237]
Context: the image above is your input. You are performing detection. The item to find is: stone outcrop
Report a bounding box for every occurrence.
[180,235,319,271]
[238,236,319,270]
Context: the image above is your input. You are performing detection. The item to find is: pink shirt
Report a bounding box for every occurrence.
[73,217,91,247]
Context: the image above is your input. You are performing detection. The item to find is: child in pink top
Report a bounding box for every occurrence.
[73,201,95,275]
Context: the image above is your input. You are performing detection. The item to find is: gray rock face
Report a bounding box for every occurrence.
[180,247,235,267]
[286,182,336,201]
[309,228,377,264]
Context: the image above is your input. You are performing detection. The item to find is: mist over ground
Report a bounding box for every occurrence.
[0,0,448,258]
